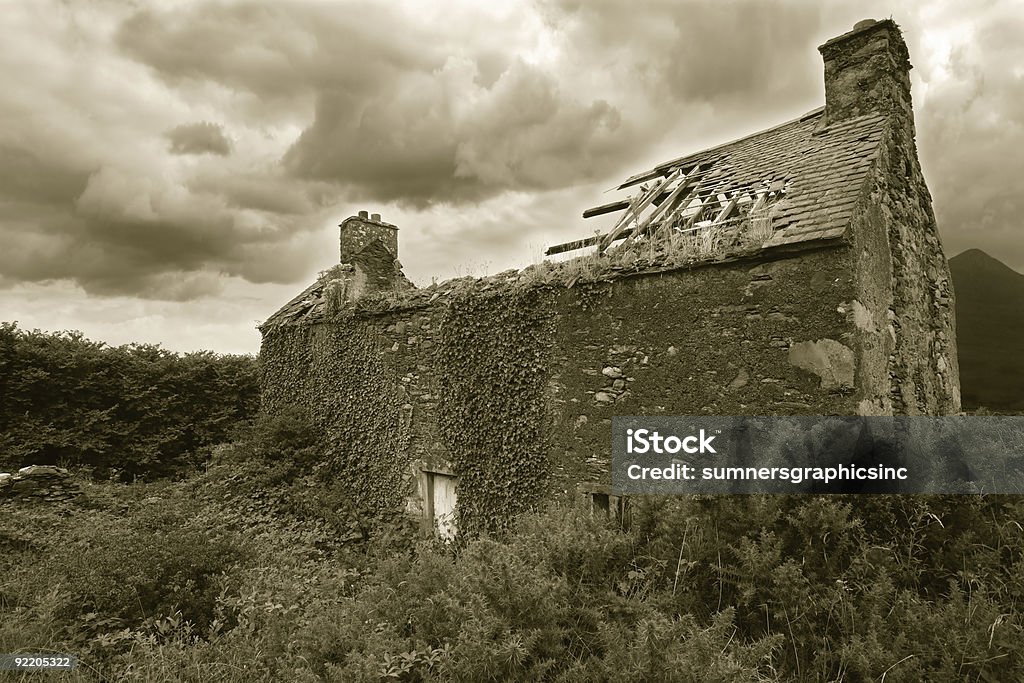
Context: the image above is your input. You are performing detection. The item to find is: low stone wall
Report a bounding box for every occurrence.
[0,465,81,503]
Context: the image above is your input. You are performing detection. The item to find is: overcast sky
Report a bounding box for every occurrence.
[1,0,1020,354]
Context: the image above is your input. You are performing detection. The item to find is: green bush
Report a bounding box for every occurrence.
[0,322,259,477]
[208,409,423,551]
[3,464,1023,681]
[52,500,242,636]
[296,508,780,681]
[290,496,1024,682]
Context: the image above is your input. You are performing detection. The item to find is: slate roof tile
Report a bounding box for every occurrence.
[591,107,887,249]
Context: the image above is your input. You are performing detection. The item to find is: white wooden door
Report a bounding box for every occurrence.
[429,472,457,541]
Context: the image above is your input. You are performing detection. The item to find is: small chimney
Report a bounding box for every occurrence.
[818,19,914,130]
[339,212,398,264]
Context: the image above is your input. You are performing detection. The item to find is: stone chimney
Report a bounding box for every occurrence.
[339,211,399,264]
[329,212,410,303]
[818,19,914,131]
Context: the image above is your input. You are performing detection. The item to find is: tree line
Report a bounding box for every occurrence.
[0,322,259,478]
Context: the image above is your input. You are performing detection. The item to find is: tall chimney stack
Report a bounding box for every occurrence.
[339,211,398,264]
[818,19,914,132]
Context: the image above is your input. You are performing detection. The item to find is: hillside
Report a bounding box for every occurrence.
[949,249,1024,411]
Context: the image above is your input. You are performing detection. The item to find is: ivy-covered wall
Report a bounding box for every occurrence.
[259,244,887,535]
[261,317,418,515]
[435,284,556,535]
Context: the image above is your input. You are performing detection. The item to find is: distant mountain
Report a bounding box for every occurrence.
[949,249,1024,411]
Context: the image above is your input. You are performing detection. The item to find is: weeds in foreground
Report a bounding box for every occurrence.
[3,477,1023,681]
[4,415,1022,681]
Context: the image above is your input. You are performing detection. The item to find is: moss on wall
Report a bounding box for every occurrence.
[543,247,859,495]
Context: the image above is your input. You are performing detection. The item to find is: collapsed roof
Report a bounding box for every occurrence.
[547,106,887,257]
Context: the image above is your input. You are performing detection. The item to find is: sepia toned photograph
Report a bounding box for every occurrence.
[1,1,1022,680]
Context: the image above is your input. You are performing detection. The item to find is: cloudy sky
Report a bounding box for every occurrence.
[1,0,1020,354]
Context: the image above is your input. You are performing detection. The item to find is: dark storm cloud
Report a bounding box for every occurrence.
[0,2,337,299]
[166,122,232,156]
[282,61,626,206]
[114,0,845,211]
[1,0,1021,312]
[0,128,321,298]
[536,0,827,107]
[187,170,320,215]
[0,164,320,300]
[116,1,640,207]
[0,144,90,206]
[115,2,448,109]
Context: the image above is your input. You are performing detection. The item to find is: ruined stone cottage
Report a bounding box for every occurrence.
[260,20,959,537]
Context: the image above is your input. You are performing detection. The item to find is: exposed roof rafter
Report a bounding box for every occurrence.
[545,107,886,258]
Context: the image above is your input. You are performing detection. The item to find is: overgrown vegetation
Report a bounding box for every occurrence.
[319,213,783,322]
[0,322,259,478]
[436,284,556,536]
[263,217,784,534]
[4,421,1023,683]
[259,319,412,517]
[509,216,771,293]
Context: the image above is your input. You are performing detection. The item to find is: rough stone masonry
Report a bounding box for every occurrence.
[0,466,81,504]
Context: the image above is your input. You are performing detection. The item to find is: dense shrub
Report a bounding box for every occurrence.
[290,496,1024,682]
[58,504,240,634]
[211,406,321,486]
[297,509,781,682]
[0,322,258,477]
[2,461,1023,681]
[206,408,423,551]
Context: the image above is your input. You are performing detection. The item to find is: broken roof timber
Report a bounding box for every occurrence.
[547,106,887,259]
[616,159,717,193]
[546,232,621,256]
[582,198,633,219]
[711,195,740,225]
[597,169,681,253]
[616,175,702,251]
[582,166,710,219]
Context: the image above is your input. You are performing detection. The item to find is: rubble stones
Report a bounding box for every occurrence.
[593,356,640,405]
[18,465,65,476]
[0,465,80,504]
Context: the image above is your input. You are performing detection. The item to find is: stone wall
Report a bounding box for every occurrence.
[544,247,860,493]
[260,242,896,524]
[0,465,80,504]
[822,18,960,415]
[849,116,959,416]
